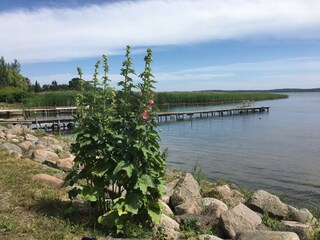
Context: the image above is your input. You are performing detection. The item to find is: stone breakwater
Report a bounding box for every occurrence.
[0,124,319,240]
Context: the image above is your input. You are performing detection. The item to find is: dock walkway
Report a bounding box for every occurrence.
[0,105,269,129]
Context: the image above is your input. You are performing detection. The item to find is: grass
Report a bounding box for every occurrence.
[261,210,283,231]
[3,91,288,108]
[155,91,288,105]
[24,91,77,107]
[0,149,103,240]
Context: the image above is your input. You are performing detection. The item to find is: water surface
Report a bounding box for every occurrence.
[158,92,320,207]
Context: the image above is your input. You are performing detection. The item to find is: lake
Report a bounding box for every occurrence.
[158,92,320,207]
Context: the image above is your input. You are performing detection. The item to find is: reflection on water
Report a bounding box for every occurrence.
[158,93,320,207]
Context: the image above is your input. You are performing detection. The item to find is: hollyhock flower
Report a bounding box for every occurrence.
[142,111,149,120]
[148,99,154,105]
[146,105,152,111]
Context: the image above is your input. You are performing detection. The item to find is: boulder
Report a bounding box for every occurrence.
[33,143,53,151]
[6,133,17,141]
[58,150,73,159]
[174,201,202,215]
[248,190,288,218]
[41,136,61,145]
[205,184,245,206]
[174,213,215,233]
[160,201,174,216]
[0,142,23,155]
[32,173,63,188]
[221,203,262,239]
[289,208,318,225]
[281,220,313,240]
[31,149,59,163]
[202,198,228,220]
[25,134,38,142]
[198,235,224,240]
[0,131,6,139]
[19,141,33,151]
[156,214,180,240]
[169,173,201,207]
[57,158,74,171]
[162,178,179,204]
[235,230,300,240]
[7,125,24,135]
[0,126,8,131]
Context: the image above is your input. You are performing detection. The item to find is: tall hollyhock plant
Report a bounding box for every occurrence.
[98,46,166,235]
[65,46,166,236]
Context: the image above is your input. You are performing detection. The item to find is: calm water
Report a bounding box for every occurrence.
[158,92,320,207]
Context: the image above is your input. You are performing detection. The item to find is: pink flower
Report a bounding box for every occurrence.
[142,111,149,120]
[148,99,154,105]
[146,105,152,111]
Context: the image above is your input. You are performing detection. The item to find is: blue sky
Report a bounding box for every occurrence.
[1,0,320,91]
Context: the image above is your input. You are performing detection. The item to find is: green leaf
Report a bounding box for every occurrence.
[98,210,118,228]
[124,192,141,214]
[113,161,134,178]
[80,187,98,202]
[135,174,154,194]
[147,201,162,223]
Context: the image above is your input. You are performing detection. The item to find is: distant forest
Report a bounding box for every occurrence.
[200,88,320,93]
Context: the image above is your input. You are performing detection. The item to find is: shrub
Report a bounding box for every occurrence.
[0,87,27,103]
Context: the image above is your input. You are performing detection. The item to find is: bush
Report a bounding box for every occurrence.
[0,87,27,103]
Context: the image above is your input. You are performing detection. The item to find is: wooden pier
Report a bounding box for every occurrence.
[0,107,77,118]
[157,106,269,122]
[0,105,269,128]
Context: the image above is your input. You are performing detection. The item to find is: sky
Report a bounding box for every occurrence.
[1,0,320,91]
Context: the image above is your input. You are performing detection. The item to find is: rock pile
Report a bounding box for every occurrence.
[158,170,319,239]
[0,124,74,187]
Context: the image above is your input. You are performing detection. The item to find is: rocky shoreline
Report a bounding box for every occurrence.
[0,124,319,240]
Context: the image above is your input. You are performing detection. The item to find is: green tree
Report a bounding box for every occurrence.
[0,56,29,91]
[34,81,42,92]
[50,80,59,91]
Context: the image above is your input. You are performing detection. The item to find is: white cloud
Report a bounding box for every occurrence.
[32,57,320,90]
[1,0,320,63]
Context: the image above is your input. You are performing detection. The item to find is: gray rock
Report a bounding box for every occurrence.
[58,150,73,159]
[289,208,318,225]
[248,190,288,218]
[31,149,59,163]
[235,230,300,240]
[6,133,17,141]
[57,158,74,171]
[169,173,201,208]
[162,178,179,204]
[41,136,61,145]
[281,220,313,240]
[0,126,8,131]
[0,131,6,139]
[156,214,180,240]
[18,141,33,151]
[202,197,228,220]
[32,173,63,188]
[205,184,245,206]
[160,201,173,216]
[197,235,224,240]
[174,201,202,215]
[25,133,38,142]
[0,142,23,155]
[221,203,262,239]
[174,213,215,233]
